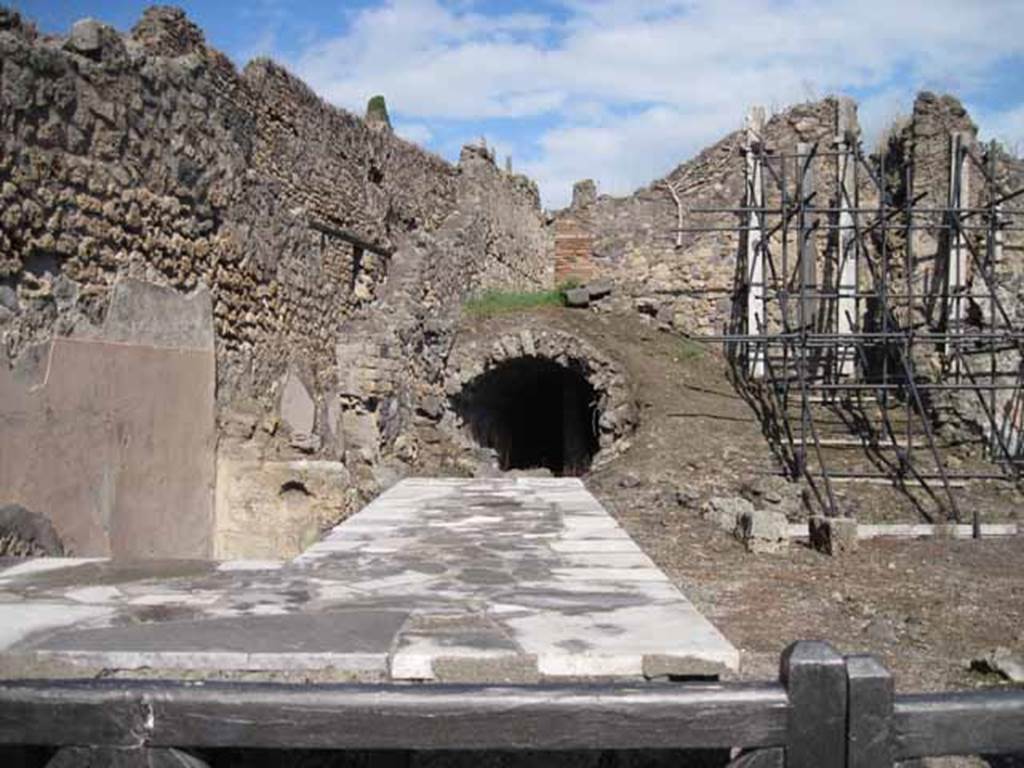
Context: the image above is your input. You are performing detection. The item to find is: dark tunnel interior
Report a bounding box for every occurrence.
[455,357,601,476]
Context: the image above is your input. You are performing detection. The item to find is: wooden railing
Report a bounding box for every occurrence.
[0,642,1020,767]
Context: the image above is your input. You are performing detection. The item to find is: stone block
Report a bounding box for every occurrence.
[971,647,1024,683]
[213,459,351,559]
[342,409,379,452]
[808,516,858,556]
[0,504,64,557]
[585,281,613,300]
[65,19,103,55]
[736,509,788,554]
[280,372,315,437]
[741,475,804,520]
[416,393,444,420]
[0,286,17,312]
[701,496,754,533]
[571,179,597,208]
[564,287,590,308]
[64,18,126,63]
[642,653,730,680]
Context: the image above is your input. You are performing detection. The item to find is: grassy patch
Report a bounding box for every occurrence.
[464,289,567,316]
[677,337,706,361]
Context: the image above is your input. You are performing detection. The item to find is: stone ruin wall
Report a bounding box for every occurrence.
[0,6,550,558]
[4,3,1020,557]
[553,91,1024,461]
[551,98,840,336]
[552,94,1023,342]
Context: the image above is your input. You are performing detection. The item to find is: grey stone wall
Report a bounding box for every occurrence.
[0,6,548,455]
[0,6,550,553]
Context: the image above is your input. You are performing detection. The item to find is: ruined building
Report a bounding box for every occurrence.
[2,6,1021,561]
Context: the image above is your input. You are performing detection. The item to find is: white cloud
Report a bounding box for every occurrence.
[974,104,1024,157]
[520,103,741,205]
[274,0,1024,207]
[394,121,434,145]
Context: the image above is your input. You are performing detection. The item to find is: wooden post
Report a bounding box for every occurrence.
[780,641,847,768]
[746,106,767,378]
[846,654,895,768]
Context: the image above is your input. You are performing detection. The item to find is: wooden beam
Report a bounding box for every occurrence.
[0,680,789,752]
[894,689,1024,759]
[308,220,393,256]
[726,747,785,767]
[45,746,210,767]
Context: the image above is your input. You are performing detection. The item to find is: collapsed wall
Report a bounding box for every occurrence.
[555,90,1024,474]
[0,7,550,557]
[551,99,840,336]
[552,92,1022,339]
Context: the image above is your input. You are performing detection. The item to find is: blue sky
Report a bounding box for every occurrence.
[13,0,1024,208]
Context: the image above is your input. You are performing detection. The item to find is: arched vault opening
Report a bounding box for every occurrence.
[446,329,638,476]
[455,357,599,476]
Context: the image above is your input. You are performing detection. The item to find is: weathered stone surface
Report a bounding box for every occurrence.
[642,653,731,680]
[735,509,789,554]
[571,179,597,208]
[444,323,638,471]
[0,5,550,508]
[0,504,64,557]
[214,459,351,559]
[971,647,1024,683]
[547,98,843,336]
[0,286,17,312]
[586,281,613,300]
[65,18,121,60]
[0,479,739,683]
[77,278,214,350]
[280,373,316,437]
[0,337,215,559]
[808,516,858,556]
[564,287,590,307]
[740,476,804,520]
[701,496,754,533]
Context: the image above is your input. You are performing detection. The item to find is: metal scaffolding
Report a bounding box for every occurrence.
[689,119,1024,526]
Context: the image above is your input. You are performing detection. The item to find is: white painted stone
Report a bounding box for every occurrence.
[0,603,113,650]
[30,649,387,674]
[0,558,106,582]
[216,560,284,572]
[128,591,222,607]
[0,478,739,682]
[65,586,123,604]
[551,567,665,582]
[549,540,639,553]
[562,552,656,568]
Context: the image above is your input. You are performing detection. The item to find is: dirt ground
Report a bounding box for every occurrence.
[478,306,1024,694]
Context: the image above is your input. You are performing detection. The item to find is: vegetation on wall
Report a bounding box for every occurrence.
[464,289,567,316]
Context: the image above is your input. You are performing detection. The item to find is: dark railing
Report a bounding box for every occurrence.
[0,642,1020,767]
